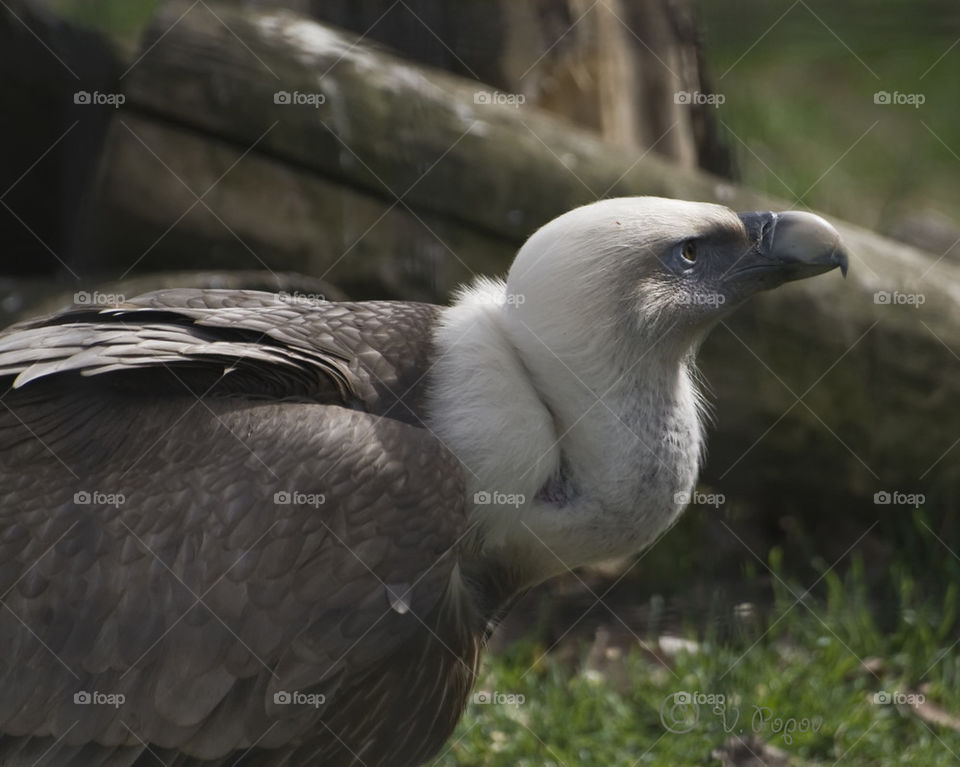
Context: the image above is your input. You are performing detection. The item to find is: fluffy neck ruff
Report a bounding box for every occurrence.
[427,277,704,588]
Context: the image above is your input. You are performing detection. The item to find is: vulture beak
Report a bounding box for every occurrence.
[727,210,849,292]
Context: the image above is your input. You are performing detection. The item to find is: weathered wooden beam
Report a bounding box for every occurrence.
[119,3,768,242]
[300,0,734,175]
[85,115,512,300]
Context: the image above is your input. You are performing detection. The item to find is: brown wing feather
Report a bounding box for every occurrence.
[0,291,473,767]
[0,289,442,421]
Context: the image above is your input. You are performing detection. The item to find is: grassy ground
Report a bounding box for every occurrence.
[438,553,960,766]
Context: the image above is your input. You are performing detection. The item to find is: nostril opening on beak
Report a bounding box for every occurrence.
[759,213,779,254]
[739,211,779,255]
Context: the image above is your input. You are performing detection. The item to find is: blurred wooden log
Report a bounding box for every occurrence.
[68,1,960,512]
[300,0,734,175]
[86,115,510,300]
[104,3,764,250]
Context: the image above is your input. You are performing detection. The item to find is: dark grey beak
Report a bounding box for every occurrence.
[729,210,849,289]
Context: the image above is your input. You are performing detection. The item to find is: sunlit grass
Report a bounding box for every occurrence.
[439,548,960,766]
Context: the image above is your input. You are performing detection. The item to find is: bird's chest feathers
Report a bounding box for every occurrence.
[562,374,703,546]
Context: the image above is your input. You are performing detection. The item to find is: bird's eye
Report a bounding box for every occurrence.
[681,241,697,264]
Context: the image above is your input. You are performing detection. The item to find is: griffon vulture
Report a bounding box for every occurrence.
[0,197,848,766]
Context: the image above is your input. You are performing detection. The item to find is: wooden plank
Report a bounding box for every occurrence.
[85,115,512,300]
[120,2,767,242]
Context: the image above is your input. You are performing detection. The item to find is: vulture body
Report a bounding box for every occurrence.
[0,198,848,766]
[0,295,479,766]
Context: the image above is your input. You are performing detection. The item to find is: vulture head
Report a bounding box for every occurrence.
[431,197,848,586]
[506,197,847,357]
